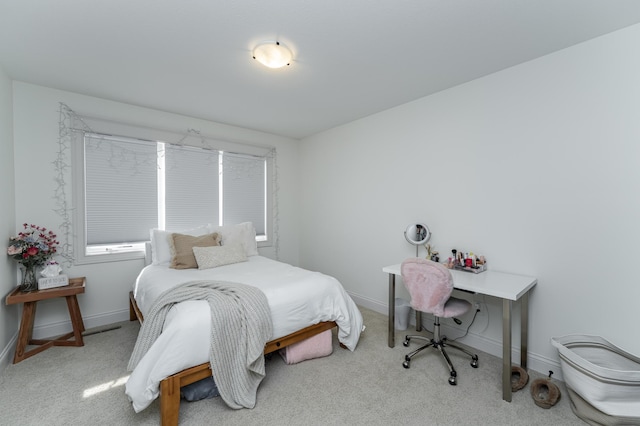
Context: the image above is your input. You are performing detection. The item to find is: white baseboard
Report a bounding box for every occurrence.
[348,291,564,381]
[350,292,387,313]
[0,331,17,374]
[31,308,130,340]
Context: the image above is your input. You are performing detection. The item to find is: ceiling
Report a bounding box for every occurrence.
[2,1,640,139]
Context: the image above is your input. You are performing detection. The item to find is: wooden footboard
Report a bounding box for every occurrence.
[128,292,339,426]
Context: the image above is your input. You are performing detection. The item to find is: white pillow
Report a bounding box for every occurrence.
[210,222,258,257]
[193,244,247,269]
[150,225,210,265]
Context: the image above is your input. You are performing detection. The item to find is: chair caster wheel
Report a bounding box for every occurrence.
[403,339,410,347]
[402,361,410,369]
[471,355,479,368]
[448,376,457,385]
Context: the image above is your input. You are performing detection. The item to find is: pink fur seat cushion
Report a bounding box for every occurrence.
[442,296,472,317]
[279,329,333,364]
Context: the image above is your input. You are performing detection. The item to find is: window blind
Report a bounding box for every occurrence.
[165,145,220,230]
[83,134,268,249]
[223,153,266,236]
[84,135,158,245]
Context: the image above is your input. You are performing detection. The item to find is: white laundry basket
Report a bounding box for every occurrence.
[551,334,640,423]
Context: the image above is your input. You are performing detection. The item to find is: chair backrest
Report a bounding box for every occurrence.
[401,258,454,317]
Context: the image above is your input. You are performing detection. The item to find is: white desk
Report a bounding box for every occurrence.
[383,263,537,402]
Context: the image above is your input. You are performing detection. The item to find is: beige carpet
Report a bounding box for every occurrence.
[0,307,585,425]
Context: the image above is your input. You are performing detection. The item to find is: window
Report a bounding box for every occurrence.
[71,121,273,264]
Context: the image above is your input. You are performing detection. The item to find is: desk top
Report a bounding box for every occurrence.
[383,264,536,301]
[6,277,86,305]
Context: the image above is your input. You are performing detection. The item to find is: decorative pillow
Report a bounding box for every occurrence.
[150,225,210,265]
[169,232,221,269]
[192,244,248,270]
[210,222,258,257]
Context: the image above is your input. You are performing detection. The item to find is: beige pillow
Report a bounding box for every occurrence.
[169,232,220,269]
[192,244,248,270]
[150,224,210,265]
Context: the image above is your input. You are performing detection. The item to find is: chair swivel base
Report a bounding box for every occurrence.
[402,334,479,385]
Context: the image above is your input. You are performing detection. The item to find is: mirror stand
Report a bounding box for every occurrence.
[404,223,431,257]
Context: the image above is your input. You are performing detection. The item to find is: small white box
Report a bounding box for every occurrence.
[38,274,69,290]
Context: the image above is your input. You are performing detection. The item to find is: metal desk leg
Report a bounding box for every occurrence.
[520,292,529,369]
[388,273,395,348]
[502,298,513,402]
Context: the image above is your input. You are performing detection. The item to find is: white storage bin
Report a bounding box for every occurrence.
[552,334,640,420]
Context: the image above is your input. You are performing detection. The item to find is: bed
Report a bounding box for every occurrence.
[124,223,364,425]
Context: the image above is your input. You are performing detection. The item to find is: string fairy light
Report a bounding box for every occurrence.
[54,103,81,267]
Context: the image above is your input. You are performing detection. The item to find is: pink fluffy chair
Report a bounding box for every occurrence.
[401,258,479,385]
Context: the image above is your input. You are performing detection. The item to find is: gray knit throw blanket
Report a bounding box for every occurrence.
[127,280,273,409]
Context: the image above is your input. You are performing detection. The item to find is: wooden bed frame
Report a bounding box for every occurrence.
[129,292,339,426]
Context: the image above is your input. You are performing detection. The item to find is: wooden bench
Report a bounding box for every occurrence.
[6,277,86,363]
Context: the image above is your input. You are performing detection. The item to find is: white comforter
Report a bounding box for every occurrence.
[125,256,364,412]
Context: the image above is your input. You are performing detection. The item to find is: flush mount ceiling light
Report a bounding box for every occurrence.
[252,41,293,69]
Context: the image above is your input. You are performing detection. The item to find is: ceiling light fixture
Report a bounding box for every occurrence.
[252,41,293,69]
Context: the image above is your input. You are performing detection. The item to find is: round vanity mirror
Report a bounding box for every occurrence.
[404,223,431,256]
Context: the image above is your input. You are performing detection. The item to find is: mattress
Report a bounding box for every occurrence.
[125,256,364,412]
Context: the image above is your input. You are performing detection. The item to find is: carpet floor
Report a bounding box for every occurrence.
[0,306,585,425]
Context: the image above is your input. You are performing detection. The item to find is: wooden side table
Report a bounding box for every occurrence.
[5,277,86,363]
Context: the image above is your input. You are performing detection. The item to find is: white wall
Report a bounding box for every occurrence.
[11,83,300,339]
[0,65,18,369]
[299,23,640,376]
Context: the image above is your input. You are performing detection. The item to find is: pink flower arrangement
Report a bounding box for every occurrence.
[7,223,59,268]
